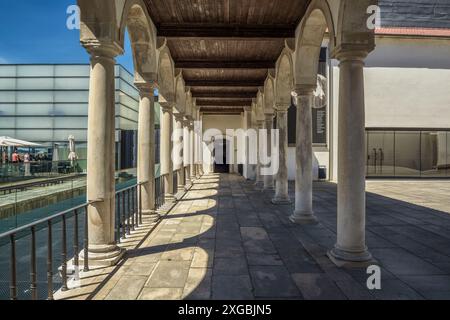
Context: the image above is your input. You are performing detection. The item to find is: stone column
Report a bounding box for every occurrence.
[174,113,185,193]
[255,120,265,189]
[263,113,275,190]
[85,44,124,266]
[190,122,197,181]
[183,119,191,188]
[290,87,317,224]
[137,82,158,221]
[328,50,372,265]
[272,105,291,204]
[161,103,176,202]
[243,107,254,180]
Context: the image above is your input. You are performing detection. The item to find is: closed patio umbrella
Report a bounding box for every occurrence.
[68,135,78,167]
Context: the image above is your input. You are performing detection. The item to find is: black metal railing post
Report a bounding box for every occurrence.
[10,234,17,300]
[30,226,37,300]
[73,209,79,270]
[83,206,89,272]
[61,215,68,291]
[47,220,54,300]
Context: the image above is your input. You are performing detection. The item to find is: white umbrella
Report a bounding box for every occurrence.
[68,135,78,166]
[0,136,42,147]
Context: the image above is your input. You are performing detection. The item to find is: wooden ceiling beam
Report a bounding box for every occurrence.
[157,24,295,39]
[192,92,257,99]
[176,60,275,69]
[196,100,252,107]
[186,80,264,87]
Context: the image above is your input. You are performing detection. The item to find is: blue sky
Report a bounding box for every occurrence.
[0,0,134,72]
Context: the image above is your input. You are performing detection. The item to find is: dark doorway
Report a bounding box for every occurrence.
[214,138,230,173]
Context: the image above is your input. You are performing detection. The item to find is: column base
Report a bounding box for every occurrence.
[271,196,292,205]
[83,244,125,267]
[327,245,374,268]
[165,194,177,203]
[142,209,160,222]
[290,211,318,224]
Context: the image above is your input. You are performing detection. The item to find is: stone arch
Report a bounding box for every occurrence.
[157,42,176,103]
[335,0,376,55]
[78,0,120,46]
[119,0,158,83]
[263,74,275,114]
[294,0,336,87]
[275,47,295,107]
[175,73,187,114]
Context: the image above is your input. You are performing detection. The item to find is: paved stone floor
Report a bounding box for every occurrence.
[57,174,450,300]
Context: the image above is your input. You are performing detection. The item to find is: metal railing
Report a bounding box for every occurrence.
[155,175,165,209]
[173,170,179,194]
[0,203,89,300]
[115,184,141,242]
[0,175,172,300]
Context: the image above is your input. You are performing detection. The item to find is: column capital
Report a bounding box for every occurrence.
[135,81,157,97]
[293,84,316,97]
[82,40,123,59]
[160,102,175,113]
[274,104,290,112]
[173,112,185,122]
[332,44,369,62]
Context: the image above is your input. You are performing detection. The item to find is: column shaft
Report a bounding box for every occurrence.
[86,46,123,265]
[174,115,185,192]
[291,91,317,224]
[183,122,191,187]
[161,104,175,202]
[272,108,291,204]
[329,53,372,265]
[137,86,158,221]
[263,114,275,190]
[255,120,265,189]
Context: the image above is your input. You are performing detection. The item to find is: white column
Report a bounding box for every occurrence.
[183,119,191,188]
[190,122,197,181]
[85,44,124,266]
[243,107,255,180]
[290,87,317,224]
[255,120,265,189]
[272,106,291,204]
[328,50,372,265]
[137,83,158,221]
[161,103,176,202]
[174,113,185,193]
[263,113,275,190]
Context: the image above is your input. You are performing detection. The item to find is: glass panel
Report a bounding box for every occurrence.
[54,65,89,77]
[0,91,16,103]
[118,90,139,108]
[0,117,15,128]
[16,91,53,103]
[17,65,54,77]
[16,130,53,141]
[0,78,16,90]
[0,104,16,116]
[0,65,17,77]
[54,117,87,129]
[16,104,54,116]
[447,133,450,177]
[53,129,87,142]
[17,78,54,90]
[421,131,447,177]
[54,103,87,116]
[16,117,53,129]
[366,131,395,177]
[395,131,421,177]
[54,78,89,90]
[54,90,88,103]
[118,104,138,122]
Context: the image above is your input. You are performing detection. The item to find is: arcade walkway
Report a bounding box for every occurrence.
[56,174,450,300]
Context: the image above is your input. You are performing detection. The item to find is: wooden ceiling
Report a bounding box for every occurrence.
[144,0,311,112]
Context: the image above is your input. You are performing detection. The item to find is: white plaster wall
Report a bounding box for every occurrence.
[328,36,450,181]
